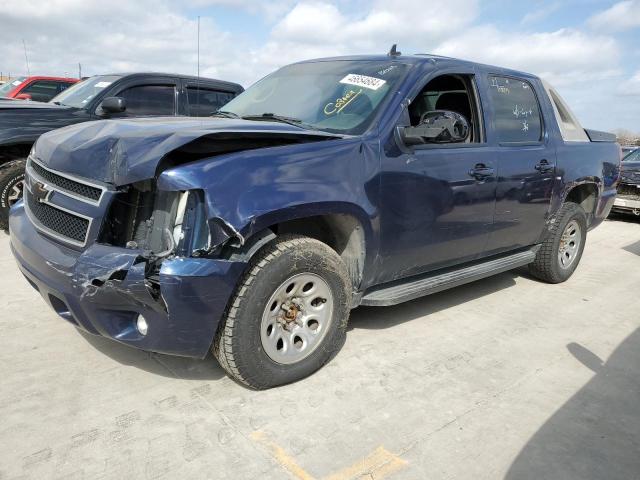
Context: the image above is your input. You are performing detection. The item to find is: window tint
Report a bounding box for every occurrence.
[22,80,63,102]
[488,76,542,143]
[187,87,235,116]
[118,84,175,115]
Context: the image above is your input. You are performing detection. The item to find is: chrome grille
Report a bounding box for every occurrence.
[30,161,102,201]
[25,190,90,245]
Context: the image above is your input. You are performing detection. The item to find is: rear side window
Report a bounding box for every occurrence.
[118,84,176,116]
[543,81,589,142]
[187,87,236,116]
[488,76,542,144]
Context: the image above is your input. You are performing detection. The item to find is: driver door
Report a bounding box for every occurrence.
[375,72,497,283]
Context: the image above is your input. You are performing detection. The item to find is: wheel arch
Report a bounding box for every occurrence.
[0,143,32,165]
[563,181,599,227]
[220,203,374,292]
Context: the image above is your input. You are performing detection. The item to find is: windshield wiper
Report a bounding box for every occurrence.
[241,113,319,131]
[212,110,240,118]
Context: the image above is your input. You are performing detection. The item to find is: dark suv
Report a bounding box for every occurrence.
[0,73,243,228]
[9,53,620,389]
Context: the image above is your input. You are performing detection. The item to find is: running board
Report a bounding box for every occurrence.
[360,248,538,307]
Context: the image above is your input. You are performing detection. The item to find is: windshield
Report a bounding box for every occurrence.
[0,76,26,97]
[222,60,409,134]
[623,149,640,162]
[50,75,121,108]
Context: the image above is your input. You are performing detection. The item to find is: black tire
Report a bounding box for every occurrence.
[529,201,587,283]
[213,234,352,389]
[0,158,27,230]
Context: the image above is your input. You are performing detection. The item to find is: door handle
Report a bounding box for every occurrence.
[535,159,555,173]
[468,163,495,180]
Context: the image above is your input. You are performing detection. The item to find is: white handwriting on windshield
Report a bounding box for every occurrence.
[324,89,362,116]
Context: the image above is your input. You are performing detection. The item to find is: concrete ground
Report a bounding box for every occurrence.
[1,217,639,480]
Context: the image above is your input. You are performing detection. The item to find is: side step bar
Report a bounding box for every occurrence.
[360,247,538,307]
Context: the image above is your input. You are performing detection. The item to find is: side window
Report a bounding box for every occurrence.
[187,87,236,116]
[118,84,176,116]
[624,149,640,162]
[488,76,542,143]
[544,83,589,142]
[21,80,61,102]
[57,82,73,94]
[407,74,481,143]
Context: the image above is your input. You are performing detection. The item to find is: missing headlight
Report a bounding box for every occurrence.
[100,185,208,258]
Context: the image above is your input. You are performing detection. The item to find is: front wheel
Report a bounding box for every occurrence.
[213,235,352,389]
[529,201,587,283]
[0,158,27,230]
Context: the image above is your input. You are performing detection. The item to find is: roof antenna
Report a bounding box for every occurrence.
[388,44,401,57]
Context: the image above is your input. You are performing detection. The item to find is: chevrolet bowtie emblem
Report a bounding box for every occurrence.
[32,181,51,203]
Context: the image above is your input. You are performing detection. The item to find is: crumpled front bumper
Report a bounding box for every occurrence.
[613,183,640,212]
[9,202,246,358]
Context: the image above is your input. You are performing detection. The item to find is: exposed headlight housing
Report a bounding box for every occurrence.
[99,186,209,257]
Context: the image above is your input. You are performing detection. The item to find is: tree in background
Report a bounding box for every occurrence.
[614,129,640,146]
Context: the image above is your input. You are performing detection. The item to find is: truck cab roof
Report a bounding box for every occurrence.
[98,72,244,92]
[293,53,541,82]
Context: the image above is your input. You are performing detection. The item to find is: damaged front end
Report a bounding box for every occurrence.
[11,168,248,358]
[10,118,345,357]
[97,183,210,299]
[613,166,640,215]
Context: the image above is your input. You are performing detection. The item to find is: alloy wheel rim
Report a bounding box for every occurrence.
[7,180,24,206]
[558,219,581,269]
[260,272,334,365]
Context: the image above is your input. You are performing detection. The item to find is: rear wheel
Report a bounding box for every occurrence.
[213,234,351,389]
[529,201,587,283]
[0,158,27,230]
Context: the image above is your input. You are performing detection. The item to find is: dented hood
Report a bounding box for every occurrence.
[34,116,343,186]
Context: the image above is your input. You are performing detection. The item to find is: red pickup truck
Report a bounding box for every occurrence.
[0,76,78,102]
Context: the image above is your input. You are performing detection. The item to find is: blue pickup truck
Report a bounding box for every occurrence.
[9,51,620,389]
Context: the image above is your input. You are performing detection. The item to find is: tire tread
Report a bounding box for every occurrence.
[213,234,350,389]
[529,201,585,283]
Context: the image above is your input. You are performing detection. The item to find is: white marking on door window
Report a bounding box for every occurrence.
[340,74,386,91]
[94,81,112,88]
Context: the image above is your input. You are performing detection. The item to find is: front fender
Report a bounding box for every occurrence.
[157,136,381,273]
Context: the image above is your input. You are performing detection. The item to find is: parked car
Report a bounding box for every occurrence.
[0,73,243,228]
[612,149,640,216]
[621,146,638,156]
[0,76,78,102]
[9,52,620,389]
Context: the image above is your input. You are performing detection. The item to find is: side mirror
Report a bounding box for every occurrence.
[15,93,32,100]
[100,96,126,114]
[400,110,469,145]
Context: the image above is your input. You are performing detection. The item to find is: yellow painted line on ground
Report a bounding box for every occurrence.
[324,446,407,480]
[250,430,315,480]
[250,430,407,480]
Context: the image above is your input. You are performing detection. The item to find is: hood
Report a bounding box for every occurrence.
[621,160,640,184]
[0,100,72,110]
[0,101,85,144]
[34,116,343,186]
